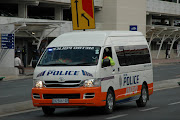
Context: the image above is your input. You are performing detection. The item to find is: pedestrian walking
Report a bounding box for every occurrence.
[14,54,24,74]
[22,46,27,67]
[165,48,169,59]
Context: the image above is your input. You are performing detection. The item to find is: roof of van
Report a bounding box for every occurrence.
[62,31,143,36]
[47,31,144,47]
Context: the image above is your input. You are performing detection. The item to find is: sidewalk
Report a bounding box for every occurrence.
[1,66,34,81]
[1,58,180,81]
[152,58,180,65]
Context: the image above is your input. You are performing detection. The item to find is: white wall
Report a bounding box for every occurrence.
[147,0,180,15]
[38,0,103,7]
[0,24,19,75]
[116,0,146,35]
[96,0,146,35]
[100,0,117,30]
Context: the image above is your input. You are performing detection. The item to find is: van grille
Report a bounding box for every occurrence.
[43,94,80,99]
[43,80,82,88]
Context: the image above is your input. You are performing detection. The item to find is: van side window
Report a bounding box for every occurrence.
[115,45,151,66]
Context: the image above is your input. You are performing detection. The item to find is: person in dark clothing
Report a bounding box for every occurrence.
[15,46,21,56]
[32,47,40,61]
[22,46,27,67]
[165,48,170,59]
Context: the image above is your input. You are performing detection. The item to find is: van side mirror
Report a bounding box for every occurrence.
[32,60,38,68]
[102,59,111,67]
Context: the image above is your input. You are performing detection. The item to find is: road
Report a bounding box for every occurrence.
[0,64,180,105]
[0,63,180,119]
[0,78,32,105]
[153,63,180,82]
[0,87,180,120]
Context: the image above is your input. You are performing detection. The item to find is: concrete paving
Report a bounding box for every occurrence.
[0,66,34,81]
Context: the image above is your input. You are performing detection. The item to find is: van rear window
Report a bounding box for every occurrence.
[114,45,151,66]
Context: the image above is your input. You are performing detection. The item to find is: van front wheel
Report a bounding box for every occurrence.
[42,107,55,115]
[136,84,148,107]
[104,89,114,114]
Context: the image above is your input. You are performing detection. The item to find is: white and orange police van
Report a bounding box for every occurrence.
[32,31,153,115]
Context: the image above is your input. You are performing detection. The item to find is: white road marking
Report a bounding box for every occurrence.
[106,114,128,119]
[0,95,13,98]
[139,107,159,112]
[154,86,179,92]
[0,108,41,118]
[168,101,180,106]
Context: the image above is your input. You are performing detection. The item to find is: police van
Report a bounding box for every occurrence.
[32,31,153,115]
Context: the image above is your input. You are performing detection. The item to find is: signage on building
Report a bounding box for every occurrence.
[0,24,14,49]
[71,0,95,30]
[130,25,138,31]
[1,34,14,49]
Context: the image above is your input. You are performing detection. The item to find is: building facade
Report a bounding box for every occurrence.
[147,0,180,59]
[0,0,180,75]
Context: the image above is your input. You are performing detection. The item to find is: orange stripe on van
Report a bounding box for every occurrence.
[114,83,153,101]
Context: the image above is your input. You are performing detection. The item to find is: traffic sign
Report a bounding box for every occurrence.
[1,34,15,49]
[71,0,95,30]
[130,25,138,31]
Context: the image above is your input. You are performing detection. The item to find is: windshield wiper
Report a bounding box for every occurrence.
[72,62,95,66]
[38,63,70,66]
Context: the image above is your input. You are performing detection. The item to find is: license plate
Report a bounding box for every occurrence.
[52,98,69,104]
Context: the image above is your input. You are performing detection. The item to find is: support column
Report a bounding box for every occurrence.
[149,28,165,47]
[156,34,165,59]
[55,6,62,20]
[37,27,57,49]
[169,35,178,56]
[177,41,180,57]
[18,3,27,18]
[148,32,154,47]
[170,18,174,26]
[147,15,152,25]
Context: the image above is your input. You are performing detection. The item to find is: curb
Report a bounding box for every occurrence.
[153,78,180,90]
[2,76,33,81]
[0,100,36,116]
[0,78,180,116]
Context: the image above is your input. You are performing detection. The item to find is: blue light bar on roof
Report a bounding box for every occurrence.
[48,48,53,52]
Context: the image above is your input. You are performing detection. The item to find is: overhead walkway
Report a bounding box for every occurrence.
[146,25,180,59]
[14,21,66,49]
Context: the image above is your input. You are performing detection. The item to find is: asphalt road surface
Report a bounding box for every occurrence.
[0,78,32,105]
[0,87,180,120]
[0,64,180,105]
[153,63,180,82]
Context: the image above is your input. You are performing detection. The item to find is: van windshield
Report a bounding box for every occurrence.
[37,46,101,66]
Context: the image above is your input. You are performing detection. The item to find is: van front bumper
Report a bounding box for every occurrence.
[32,87,107,107]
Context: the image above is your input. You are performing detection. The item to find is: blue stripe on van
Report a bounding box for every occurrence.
[101,76,114,81]
[115,95,139,104]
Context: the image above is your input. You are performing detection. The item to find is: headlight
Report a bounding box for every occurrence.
[33,80,43,88]
[83,79,101,87]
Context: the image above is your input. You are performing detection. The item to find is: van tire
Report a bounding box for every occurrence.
[136,84,148,107]
[42,107,55,115]
[104,89,115,114]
